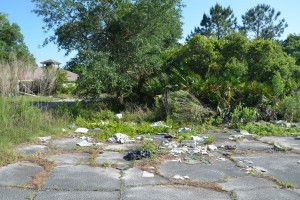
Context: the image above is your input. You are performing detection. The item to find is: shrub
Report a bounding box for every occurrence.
[231,104,259,126]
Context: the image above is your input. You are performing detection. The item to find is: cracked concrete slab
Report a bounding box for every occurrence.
[123,167,168,186]
[0,162,43,186]
[0,187,35,200]
[232,153,300,186]
[96,151,129,165]
[43,165,120,190]
[49,138,84,150]
[260,136,300,152]
[45,153,90,165]
[34,190,119,200]
[160,159,243,182]
[124,185,231,200]
[233,188,300,200]
[16,144,47,154]
[103,143,136,151]
[220,176,277,190]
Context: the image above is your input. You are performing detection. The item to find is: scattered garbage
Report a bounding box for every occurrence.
[295,136,300,140]
[239,130,250,135]
[75,128,89,134]
[224,145,236,150]
[297,161,300,164]
[253,166,268,173]
[150,121,171,128]
[216,157,226,161]
[76,140,93,147]
[191,135,204,142]
[208,145,217,151]
[173,174,190,180]
[180,140,197,148]
[107,133,133,144]
[273,144,285,151]
[229,135,244,140]
[116,113,123,119]
[178,127,191,133]
[62,128,67,132]
[80,136,93,142]
[142,171,155,178]
[123,150,151,161]
[38,136,51,144]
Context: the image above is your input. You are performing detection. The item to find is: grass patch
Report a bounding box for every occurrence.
[239,122,300,136]
[0,97,65,166]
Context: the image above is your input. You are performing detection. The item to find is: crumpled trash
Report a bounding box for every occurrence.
[116,113,123,119]
[123,150,151,161]
[75,128,89,134]
[224,145,236,150]
[191,135,204,142]
[239,130,250,135]
[208,145,217,151]
[142,171,154,178]
[76,140,93,147]
[273,144,285,151]
[216,157,226,161]
[173,174,190,180]
[150,121,171,128]
[107,133,130,144]
[38,136,51,143]
[295,136,300,140]
[80,136,93,142]
[178,127,191,133]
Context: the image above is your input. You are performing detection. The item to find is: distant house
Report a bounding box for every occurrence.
[19,59,78,94]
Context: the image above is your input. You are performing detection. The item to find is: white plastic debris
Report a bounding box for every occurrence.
[80,136,93,142]
[173,174,190,180]
[150,121,171,128]
[297,161,300,164]
[38,136,51,143]
[240,130,250,135]
[191,135,204,142]
[216,158,226,161]
[107,133,130,144]
[75,128,89,134]
[62,128,67,132]
[178,127,191,133]
[208,145,218,151]
[116,113,123,119]
[142,171,155,178]
[76,140,93,147]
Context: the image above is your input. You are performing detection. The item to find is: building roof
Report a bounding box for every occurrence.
[20,67,78,82]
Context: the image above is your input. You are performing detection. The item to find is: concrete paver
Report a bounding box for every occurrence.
[16,145,47,154]
[43,165,120,190]
[45,153,90,165]
[0,162,43,186]
[0,187,35,200]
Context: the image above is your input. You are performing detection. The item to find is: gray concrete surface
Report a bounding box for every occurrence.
[0,162,43,186]
[43,165,120,190]
[260,136,300,152]
[0,187,35,200]
[45,153,90,165]
[124,185,231,200]
[96,151,129,165]
[16,144,47,154]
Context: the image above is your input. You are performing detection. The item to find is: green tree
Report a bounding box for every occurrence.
[241,4,288,40]
[187,3,237,40]
[32,0,183,102]
[0,13,34,62]
[282,34,300,65]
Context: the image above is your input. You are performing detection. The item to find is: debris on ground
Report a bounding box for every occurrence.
[107,133,134,144]
[150,121,171,128]
[142,171,155,178]
[216,157,226,161]
[229,134,244,140]
[273,144,285,151]
[223,145,236,150]
[69,124,76,129]
[297,161,300,164]
[173,174,190,180]
[239,130,251,135]
[80,136,93,142]
[76,140,93,147]
[208,145,217,151]
[178,127,191,133]
[116,113,123,119]
[191,135,204,142]
[180,140,197,148]
[38,136,51,144]
[295,136,300,140]
[123,150,151,161]
[75,128,89,134]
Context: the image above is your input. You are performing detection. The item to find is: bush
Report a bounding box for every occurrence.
[278,94,300,122]
[156,90,214,123]
[231,104,259,126]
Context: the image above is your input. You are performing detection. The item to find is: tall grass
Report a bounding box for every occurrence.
[0,97,64,166]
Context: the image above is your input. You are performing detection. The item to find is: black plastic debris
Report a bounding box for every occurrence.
[123,150,151,161]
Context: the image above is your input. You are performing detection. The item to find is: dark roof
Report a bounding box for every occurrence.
[21,67,78,82]
[40,59,61,65]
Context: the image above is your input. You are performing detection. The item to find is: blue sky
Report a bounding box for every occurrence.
[1,0,300,67]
